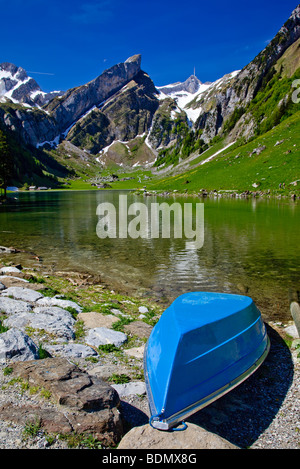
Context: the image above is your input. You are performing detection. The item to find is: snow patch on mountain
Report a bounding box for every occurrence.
[0,62,63,107]
[156,71,240,124]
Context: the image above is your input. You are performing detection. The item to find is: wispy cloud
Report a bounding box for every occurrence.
[27,71,55,76]
[70,1,115,24]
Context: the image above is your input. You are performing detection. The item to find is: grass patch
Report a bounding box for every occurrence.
[97,343,119,354]
[0,320,9,334]
[147,111,300,194]
[108,373,131,384]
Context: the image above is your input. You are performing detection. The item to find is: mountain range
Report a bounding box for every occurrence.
[0,4,299,188]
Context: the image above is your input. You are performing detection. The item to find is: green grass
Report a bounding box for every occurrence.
[146,111,300,195]
[188,138,227,166]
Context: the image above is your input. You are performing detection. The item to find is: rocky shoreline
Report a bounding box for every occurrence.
[135,188,300,201]
[0,247,299,449]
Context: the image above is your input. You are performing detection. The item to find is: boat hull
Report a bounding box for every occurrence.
[144,292,270,431]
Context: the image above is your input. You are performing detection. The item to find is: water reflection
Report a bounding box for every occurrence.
[0,190,299,321]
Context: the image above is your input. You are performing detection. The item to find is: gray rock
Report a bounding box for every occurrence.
[88,364,131,380]
[0,246,18,254]
[33,305,75,325]
[0,328,39,361]
[4,307,75,340]
[117,422,238,449]
[138,306,149,314]
[0,282,5,291]
[284,323,299,339]
[36,296,82,313]
[112,382,146,397]
[0,297,32,315]
[290,302,300,338]
[1,287,44,302]
[86,327,127,348]
[0,275,29,283]
[44,55,142,138]
[45,343,98,359]
[0,266,22,274]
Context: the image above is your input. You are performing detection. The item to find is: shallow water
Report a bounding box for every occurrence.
[0,190,299,321]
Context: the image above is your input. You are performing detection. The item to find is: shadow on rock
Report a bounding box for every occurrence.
[119,401,149,432]
[188,324,294,448]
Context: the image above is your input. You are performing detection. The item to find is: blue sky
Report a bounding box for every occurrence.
[1,0,298,91]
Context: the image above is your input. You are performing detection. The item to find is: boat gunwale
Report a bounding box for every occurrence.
[144,330,270,431]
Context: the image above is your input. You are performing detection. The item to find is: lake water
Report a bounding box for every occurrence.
[0,190,299,322]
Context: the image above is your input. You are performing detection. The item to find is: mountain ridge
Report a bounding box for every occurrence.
[0,5,299,189]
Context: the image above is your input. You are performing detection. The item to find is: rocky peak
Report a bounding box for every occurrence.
[158,75,202,96]
[0,62,26,79]
[44,54,143,135]
[0,61,63,107]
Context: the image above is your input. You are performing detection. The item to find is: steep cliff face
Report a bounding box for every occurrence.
[0,105,60,147]
[193,4,300,142]
[44,55,142,135]
[66,70,159,154]
[0,55,143,148]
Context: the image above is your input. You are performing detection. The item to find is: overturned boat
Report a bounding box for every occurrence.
[144,292,270,431]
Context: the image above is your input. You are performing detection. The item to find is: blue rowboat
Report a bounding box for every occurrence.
[144,292,270,431]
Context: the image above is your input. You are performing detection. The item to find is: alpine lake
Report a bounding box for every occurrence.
[0,189,299,323]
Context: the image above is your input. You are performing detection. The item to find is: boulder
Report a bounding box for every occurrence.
[0,403,72,434]
[0,297,32,315]
[4,307,75,340]
[88,364,131,381]
[86,327,127,348]
[124,320,153,339]
[77,311,119,329]
[36,296,82,313]
[0,328,39,361]
[284,323,299,339]
[0,276,29,287]
[1,286,44,302]
[118,422,239,449]
[112,382,146,397]
[33,305,75,325]
[0,246,19,254]
[45,343,98,359]
[8,358,123,446]
[0,266,22,274]
[290,302,300,338]
[123,345,145,360]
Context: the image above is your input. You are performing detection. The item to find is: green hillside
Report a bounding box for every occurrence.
[146,111,300,196]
